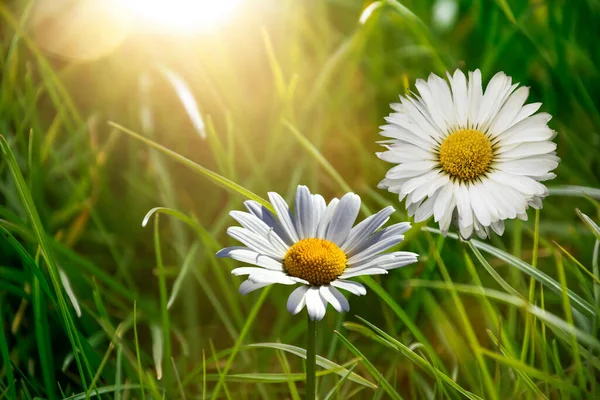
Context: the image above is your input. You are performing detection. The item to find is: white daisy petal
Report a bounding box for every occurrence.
[232,268,299,285]
[379,252,419,270]
[316,198,339,239]
[343,253,397,274]
[467,69,483,126]
[319,286,349,313]
[449,69,468,127]
[229,211,289,254]
[287,286,309,315]
[331,279,367,296]
[306,287,327,321]
[326,193,361,245]
[216,247,283,270]
[227,227,286,259]
[347,232,406,265]
[312,194,327,234]
[377,69,558,238]
[244,200,294,246]
[340,267,388,279]
[487,86,530,136]
[347,222,411,258]
[239,280,273,295]
[268,192,300,243]
[294,185,315,239]
[342,206,395,253]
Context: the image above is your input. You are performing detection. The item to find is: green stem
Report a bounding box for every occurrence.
[306,315,317,400]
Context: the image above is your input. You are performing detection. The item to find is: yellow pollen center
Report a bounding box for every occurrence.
[439,129,493,181]
[283,238,347,286]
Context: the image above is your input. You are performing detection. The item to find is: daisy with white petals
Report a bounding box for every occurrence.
[217,185,418,321]
[377,69,559,239]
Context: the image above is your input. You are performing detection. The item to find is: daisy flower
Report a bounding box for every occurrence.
[377,69,559,239]
[217,185,418,321]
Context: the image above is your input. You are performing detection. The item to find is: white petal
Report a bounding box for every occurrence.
[287,285,309,315]
[239,280,272,295]
[415,77,449,133]
[316,198,339,239]
[490,220,505,236]
[377,145,436,163]
[467,69,483,127]
[427,73,457,129]
[244,200,294,246]
[455,183,473,230]
[312,194,327,233]
[378,252,419,270]
[497,141,556,160]
[399,170,442,201]
[494,113,553,145]
[227,227,285,259]
[476,71,512,129]
[216,247,283,270]
[340,267,388,279]
[347,231,405,265]
[294,185,315,239]
[232,268,301,285]
[414,192,438,222]
[229,212,289,254]
[343,254,397,275]
[331,279,367,296]
[433,183,454,222]
[496,158,559,177]
[268,192,300,243]
[342,206,395,253]
[326,193,361,245]
[305,287,327,321]
[319,286,349,313]
[488,170,548,197]
[385,161,437,179]
[449,69,468,127]
[487,86,530,136]
[513,102,542,125]
[468,184,492,226]
[347,222,411,258]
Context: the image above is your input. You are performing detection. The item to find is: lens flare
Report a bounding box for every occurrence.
[118,0,241,33]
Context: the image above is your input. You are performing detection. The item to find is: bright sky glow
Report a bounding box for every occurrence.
[118,0,240,33]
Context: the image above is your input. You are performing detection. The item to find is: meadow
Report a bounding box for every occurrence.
[1,0,600,398]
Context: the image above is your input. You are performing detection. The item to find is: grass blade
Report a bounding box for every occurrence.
[244,343,376,388]
[108,122,271,211]
[335,330,400,400]
[424,227,595,316]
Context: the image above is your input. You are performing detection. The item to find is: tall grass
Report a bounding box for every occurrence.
[1,0,599,398]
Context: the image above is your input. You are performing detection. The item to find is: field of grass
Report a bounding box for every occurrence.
[1,0,600,398]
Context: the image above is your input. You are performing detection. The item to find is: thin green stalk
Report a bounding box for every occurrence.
[154,214,172,390]
[133,302,146,400]
[306,316,317,400]
[520,210,540,365]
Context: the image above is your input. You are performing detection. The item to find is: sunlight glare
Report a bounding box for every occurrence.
[119,0,240,33]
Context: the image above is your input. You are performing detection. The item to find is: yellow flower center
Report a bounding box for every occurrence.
[439,129,493,181]
[283,238,347,286]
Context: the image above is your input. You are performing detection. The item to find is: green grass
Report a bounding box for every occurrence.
[1,0,600,398]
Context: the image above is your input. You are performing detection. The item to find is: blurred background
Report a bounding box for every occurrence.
[1,0,600,398]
